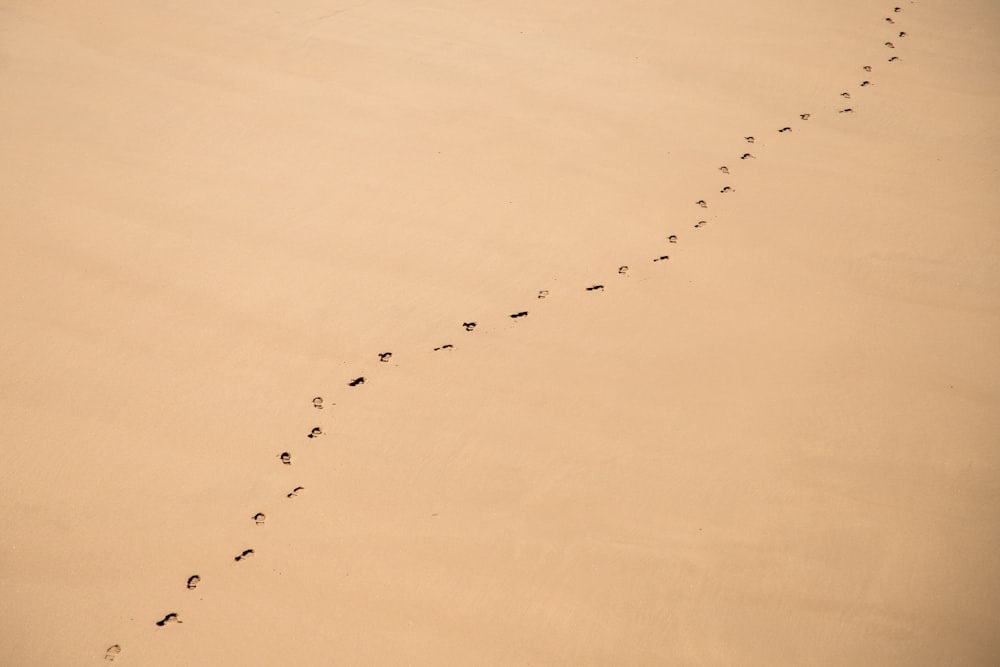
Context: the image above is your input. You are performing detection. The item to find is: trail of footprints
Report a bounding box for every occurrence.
[108,5,913,660]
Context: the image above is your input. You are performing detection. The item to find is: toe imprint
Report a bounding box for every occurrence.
[839,108,854,114]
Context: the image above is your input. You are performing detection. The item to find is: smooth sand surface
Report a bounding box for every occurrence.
[2,1,999,664]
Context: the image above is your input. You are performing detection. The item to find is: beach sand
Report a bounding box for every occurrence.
[1,1,998,664]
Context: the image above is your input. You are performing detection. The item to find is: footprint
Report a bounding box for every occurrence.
[695,200,707,208]
[839,108,855,114]
[510,311,529,319]
[889,56,899,62]
[378,352,392,363]
[348,377,365,387]
[863,65,872,72]
[720,186,733,194]
[234,549,254,562]
[841,91,852,99]
[898,31,907,37]
[653,255,670,262]
[537,290,549,299]
[885,17,895,23]
[668,235,678,243]
[462,322,477,331]
[308,427,322,439]
[252,513,266,526]
[155,613,182,627]
[800,113,811,120]
[287,486,305,498]
[433,344,454,351]
[719,165,729,174]
[694,220,707,228]
[312,397,323,410]
[279,452,292,465]
[585,285,604,291]
[745,136,755,143]
[186,575,200,590]
[740,153,755,160]
[860,80,872,87]
[104,645,122,661]
[885,41,895,48]
[894,6,902,12]
[778,127,792,133]
[618,266,629,275]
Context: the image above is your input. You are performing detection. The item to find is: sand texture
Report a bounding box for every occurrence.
[1,0,999,664]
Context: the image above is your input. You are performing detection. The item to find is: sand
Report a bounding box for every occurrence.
[1,0,998,664]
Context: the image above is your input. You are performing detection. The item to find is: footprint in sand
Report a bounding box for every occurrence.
[695,220,708,228]
[287,486,305,498]
[155,613,182,627]
[885,41,895,49]
[618,265,629,276]
[800,113,811,120]
[864,65,872,72]
[841,91,852,99]
[668,235,678,243]
[898,31,907,38]
[537,290,549,299]
[585,285,604,291]
[252,513,266,526]
[696,200,707,208]
[839,108,855,114]
[653,255,670,262]
[378,352,392,363]
[889,56,900,62]
[348,377,365,387]
[186,575,200,590]
[778,127,792,133]
[860,81,872,87]
[720,186,733,194]
[745,136,755,143]
[719,165,729,174]
[462,322,477,331]
[104,645,121,661]
[308,427,322,439]
[234,549,254,562]
[312,397,324,410]
[740,153,755,160]
[433,344,454,351]
[510,311,528,319]
[279,452,292,465]
[894,6,902,12]
[885,17,895,24]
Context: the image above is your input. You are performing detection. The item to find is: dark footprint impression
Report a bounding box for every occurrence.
[279,452,292,465]
[694,220,707,228]
[312,397,323,410]
[898,31,907,38]
[308,427,323,439]
[462,322,477,331]
[740,153,755,160]
[585,285,604,291]
[618,265,629,276]
[510,311,528,319]
[719,165,729,174]
[287,486,305,498]
[234,549,255,562]
[348,377,365,387]
[537,290,549,299]
[155,613,182,627]
[433,344,454,351]
[800,113,811,120]
[378,352,392,363]
[668,235,678,243]
[864,65,872,72]
[745,136,755,143]
[884,41,895,49]
[252,513,266,526]
[653,255,670,262]
[885,17,895,24]
[720,186,733,194]
[186,575,200,590]
[778,127,792,133]
[105,644,122,661]
[888,56,899,62]
[860,81,872,87]
[696,200,707,208]
[839,108,855,114]
[841,91,852,99]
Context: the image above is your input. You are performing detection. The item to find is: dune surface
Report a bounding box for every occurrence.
[1,0,998,665]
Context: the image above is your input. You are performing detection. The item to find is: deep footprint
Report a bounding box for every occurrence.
[348,377,365,387]
[462,322,477,331]
[186,575,200,590]
[378,352,392,362]
[510,311,528,319]
[287,486,305,498]
[279,452,292,465]
[585,285,604,291]
[234,549,254,562]
[308,427,322,439]
[155,613,182,627]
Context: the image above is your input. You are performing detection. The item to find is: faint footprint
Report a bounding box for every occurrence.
[155,613,182,627]
[745,136,755,143]
[841,91,852,99]
[348,377,365,387]
[234,549,254,562]
[696,200,707,208]
[668,235,678,243]
[104,645,122,661]
[510,311,528,319]
[462,322,477,331]
[894,6,901,12]
[279,452,292,465]
[839,108,855,114]
[287,486,305,498]
[719,165,729,174]
[653,255,669,262]
[778,127,792,133]
[884,41,895,48]
[863,65,872,72]
[740,153,755,160]
[618,266,629,275]
[378,352,392,362]
[312,397,324,410]
[800,113,811,120]
[308,427,323,439]
[537,290,549,299]
[888,56,899,62]
[885,17,895,23]
[186,575,200,590]
[252,513,266,526]
[720,186,733,194]
[585,285,604,291]
[694,220,707,228]
[433,344,454,351]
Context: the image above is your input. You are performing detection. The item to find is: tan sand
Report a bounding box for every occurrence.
[1,0,998,664]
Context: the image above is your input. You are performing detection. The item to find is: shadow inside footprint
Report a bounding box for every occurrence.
[888,56,899,62]
[860,81,872,87]
[839,108,855,114]
[378,352,392,363]
[696,200,707,208]
[433,344,454,351]
[720,186,733,194]
[884,41,895,48]
[740,153,755,160]
[585,285,604,291]
[235,549,254,562]
[348,377,365,387]
[186,575,200,590]
[745,136,755,143]
[312,397,323,410]
[308,427,322,439]
[510,311,528,319]
[863,65,872,72]
[155,613,182,627]
[653,255,670,262]
[841,91,852,98]
[287,486,305,498]
[719,165,729,174]
[105,644,121,661]
[253,513,266,526]
[618,266,629,276]
[800,113,811,120]
[668,235,678,243]
[462,322,477,331]
[279,452,291,465]
[778,127,792,133]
